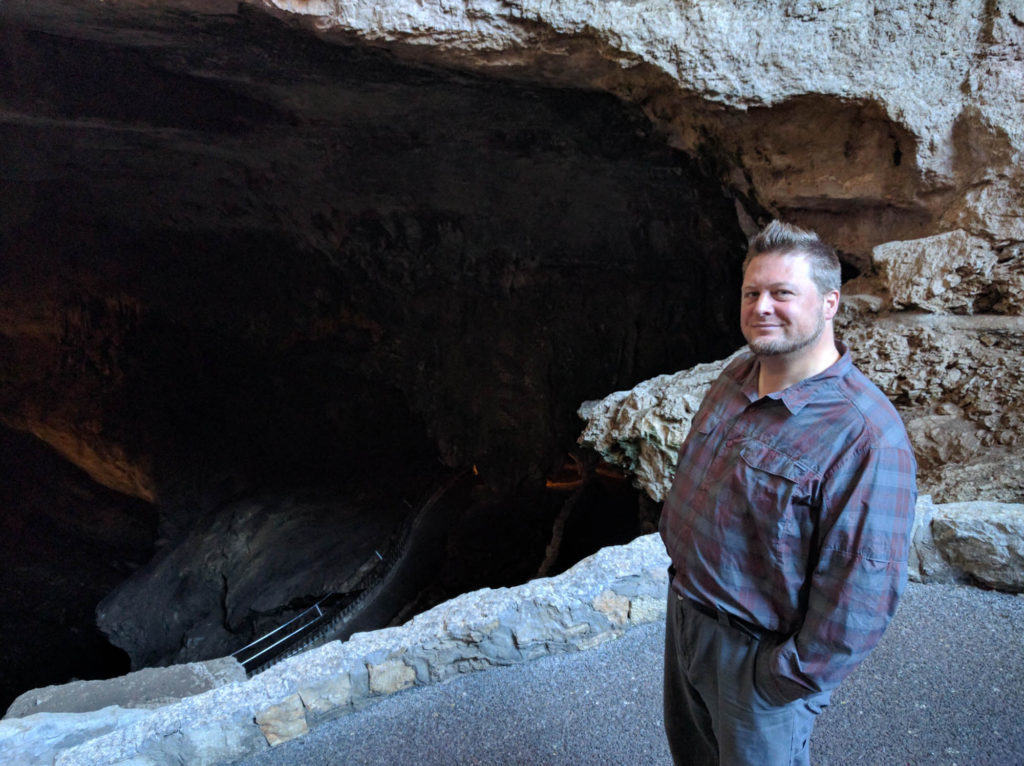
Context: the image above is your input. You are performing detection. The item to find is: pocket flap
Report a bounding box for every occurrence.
[692,411,718,435]
[739,443,806,483]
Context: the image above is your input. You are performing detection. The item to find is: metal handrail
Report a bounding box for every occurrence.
[231,468,473,674]
[231,602,327,667]
[232,600,327,659]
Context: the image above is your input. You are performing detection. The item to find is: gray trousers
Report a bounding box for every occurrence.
[663,589,830,766]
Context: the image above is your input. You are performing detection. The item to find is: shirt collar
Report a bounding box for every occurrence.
[740,341,852,415]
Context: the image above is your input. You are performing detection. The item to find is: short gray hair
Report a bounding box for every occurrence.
[743,220,841,295]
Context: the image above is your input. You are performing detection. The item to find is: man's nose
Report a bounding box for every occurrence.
[754,292,774,314]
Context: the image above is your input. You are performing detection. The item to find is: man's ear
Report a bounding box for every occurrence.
[822,289,840,320]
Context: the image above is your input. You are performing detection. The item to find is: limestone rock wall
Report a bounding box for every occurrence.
[839,298,1024,502]
[579,239,1024,504]
[259,0,1024,263]
[577,349,744,502]
[845,228,1022,502]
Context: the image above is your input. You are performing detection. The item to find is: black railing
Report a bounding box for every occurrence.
[231,468,474,675]
[232,592,352,670]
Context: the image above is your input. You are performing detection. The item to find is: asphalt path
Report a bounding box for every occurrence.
[236,582,1024,765]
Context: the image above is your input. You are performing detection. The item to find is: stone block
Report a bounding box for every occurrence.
[575,630,618,651]
[908,495,961,583]
[593,590,630,626]
[510,602,563,645]
[872,230,997,313]
[932,501,1024,592]
[254,693,308,747]
[627,596,665,624]
[367,660,415,695]
[298,675,353,717]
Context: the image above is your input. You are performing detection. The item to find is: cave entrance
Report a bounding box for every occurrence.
[0,7,748,704]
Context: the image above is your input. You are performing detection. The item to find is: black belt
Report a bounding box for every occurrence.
[682,596,768,640]
[667,566,772,640]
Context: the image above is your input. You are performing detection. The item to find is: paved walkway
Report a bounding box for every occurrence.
[236,582,1024,765]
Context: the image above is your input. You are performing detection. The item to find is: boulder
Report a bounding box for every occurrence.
[907,495,961,585]
[96,490,405,669]
[254,693,308,747]
[4,658,245,720]
[577,351,741,502]
[932,501,1024,592]
[871,230,1016,314]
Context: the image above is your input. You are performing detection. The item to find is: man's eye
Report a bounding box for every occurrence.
[774,290,794,298]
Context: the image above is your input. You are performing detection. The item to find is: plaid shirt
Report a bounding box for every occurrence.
[659,342,917,706]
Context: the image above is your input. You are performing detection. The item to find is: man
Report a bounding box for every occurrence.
[659,220,917,766]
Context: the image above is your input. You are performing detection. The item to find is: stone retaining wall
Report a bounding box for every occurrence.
[4,497,1022,765]
[2,535,671,766]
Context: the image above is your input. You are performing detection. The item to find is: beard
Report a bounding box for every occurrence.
[746,311,826,357]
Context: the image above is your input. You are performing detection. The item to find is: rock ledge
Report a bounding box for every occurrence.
[2,535,672,766]
[3,494,1021,765]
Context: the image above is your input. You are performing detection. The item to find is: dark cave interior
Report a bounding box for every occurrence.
[0,6,749,710]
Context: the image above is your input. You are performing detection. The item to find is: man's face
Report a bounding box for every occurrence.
[740,252,836,357]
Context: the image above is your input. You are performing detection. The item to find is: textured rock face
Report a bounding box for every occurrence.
[931,501,1024,591]
[841,227,1023,502]
[872,230,1024,315]
[4,658,245,719]
[580,232,1024,503]
[577,350,744,501]
[96,489,408,668]
[839,313,1024,504]
[259,0,1024,260]
[581,315,1024,504]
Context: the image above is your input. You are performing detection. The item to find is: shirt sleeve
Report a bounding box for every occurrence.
[755,445,917,705]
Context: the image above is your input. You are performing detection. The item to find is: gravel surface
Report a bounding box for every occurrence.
[236,582,1024,765]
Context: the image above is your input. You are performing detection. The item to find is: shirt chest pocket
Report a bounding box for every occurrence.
[692,410,718,436]
[737,442,816,546]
